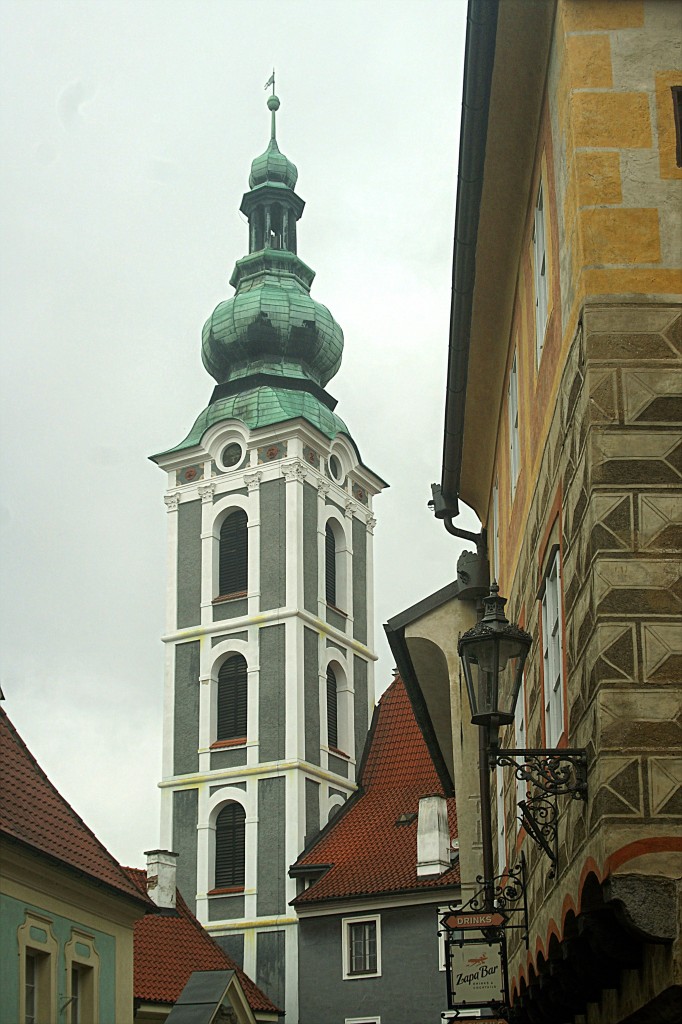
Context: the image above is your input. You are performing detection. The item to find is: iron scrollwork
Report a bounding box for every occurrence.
[518,796,558,876]
[491,748,588,872]
[490,748,588,799]
[445,855,529,945]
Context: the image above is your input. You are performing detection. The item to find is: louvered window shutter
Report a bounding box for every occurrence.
[219,511,248,596]
[217,655,248,741]
[325,523,336,606]
[327,665,338,749]
[215,803,246,888]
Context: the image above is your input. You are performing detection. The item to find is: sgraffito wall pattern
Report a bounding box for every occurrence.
[501,301,681,1012]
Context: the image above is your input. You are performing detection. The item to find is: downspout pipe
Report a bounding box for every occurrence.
[436,0,499,525]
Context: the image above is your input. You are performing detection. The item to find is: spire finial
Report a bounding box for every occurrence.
[264,70,279,141]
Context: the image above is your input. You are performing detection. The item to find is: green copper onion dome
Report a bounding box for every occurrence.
[201,92,344,391]
[155,90,352,459]
[249,95,299,190]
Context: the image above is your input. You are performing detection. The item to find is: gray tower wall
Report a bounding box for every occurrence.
[177,500,202,628]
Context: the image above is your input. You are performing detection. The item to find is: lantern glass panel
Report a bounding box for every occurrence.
[465,638,499,723]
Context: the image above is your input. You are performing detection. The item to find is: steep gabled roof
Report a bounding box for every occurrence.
[292,675,459,904]
[0,706,148,906]
[125,868,280,1016]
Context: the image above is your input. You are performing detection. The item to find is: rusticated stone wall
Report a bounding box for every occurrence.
[500,299,682,1010]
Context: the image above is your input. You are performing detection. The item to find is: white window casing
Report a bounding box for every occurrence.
[342,914,381,979]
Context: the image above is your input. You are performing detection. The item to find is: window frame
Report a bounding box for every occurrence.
[213,801,247,891]
[17,915,58,1024]
[323,514,349,614]
[672,85,682,167]
[326,664,338,749]
[64,930,99,1024]
[491,479,499,583]
[216,654,248,744]
[508,350,520,497]
[217,508,248,600]
[325,521,337,607]
[533,180,549,365]
[540,547,565,748]
[342,914,381,980]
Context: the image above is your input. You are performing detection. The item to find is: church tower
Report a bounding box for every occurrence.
[151,92,386,1020]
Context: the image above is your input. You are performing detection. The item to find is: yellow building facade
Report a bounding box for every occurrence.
[391,1,681,1021]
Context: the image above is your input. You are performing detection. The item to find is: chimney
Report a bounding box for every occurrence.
[417,796,450,878]
[144,849,178,909]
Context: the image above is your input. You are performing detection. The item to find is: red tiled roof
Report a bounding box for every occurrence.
[125,867,280,1015]
[0,707,148,906]
[293,675,459,904]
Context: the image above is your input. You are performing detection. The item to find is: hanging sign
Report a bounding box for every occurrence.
[447,938,505,1007]
[442,910,505,930]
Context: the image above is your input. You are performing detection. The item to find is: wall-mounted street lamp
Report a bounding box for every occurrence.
[458,583,532,737]
[458,584,588,886]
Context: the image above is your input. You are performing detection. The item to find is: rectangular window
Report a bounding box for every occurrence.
[491,480,499,582]
[672,86,682,167]
[496,765,506,872]
[70,967,80,1024]
[541,549,565,747]
[25,954,36,1024]
[533,182,549,364]
[508,351,520,496]
[342,915,381,979]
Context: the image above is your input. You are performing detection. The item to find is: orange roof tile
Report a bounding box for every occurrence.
[293,675,459,904]
[125,868,280,1015]
[0,707,148,906]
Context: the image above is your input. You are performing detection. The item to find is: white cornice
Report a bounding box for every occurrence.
[161,606,377,661]
[293,887,461,918]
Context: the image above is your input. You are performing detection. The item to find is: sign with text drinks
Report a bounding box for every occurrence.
[447,938,505,1007]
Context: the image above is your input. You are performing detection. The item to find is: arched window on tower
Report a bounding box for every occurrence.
[219,510,248,598]
[217,655,248,742]
[327,665,338,749]
[215,803,246,889]
[325,523,337,606]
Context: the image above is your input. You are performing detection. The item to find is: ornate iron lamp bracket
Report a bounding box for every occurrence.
[489,748,588,799]
[490,749,587,872]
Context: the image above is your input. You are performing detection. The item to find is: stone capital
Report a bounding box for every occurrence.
[282,459,307,483]
[366,515,377,535]
[317,479,331,497]
[198,482,216,503]
[243,470,263,492]
[163,493,181,512]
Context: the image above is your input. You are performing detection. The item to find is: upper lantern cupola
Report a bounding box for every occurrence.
[248,94,299,190]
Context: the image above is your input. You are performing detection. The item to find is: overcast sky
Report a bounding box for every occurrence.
[0,0,478,867]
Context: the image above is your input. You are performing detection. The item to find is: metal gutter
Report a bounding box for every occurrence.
[440,0,499,513]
